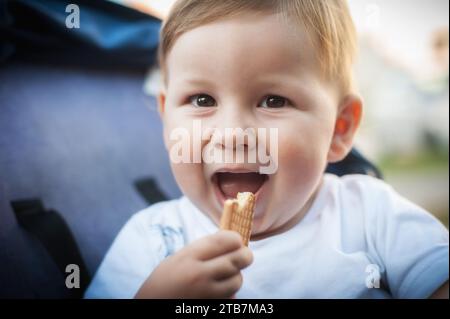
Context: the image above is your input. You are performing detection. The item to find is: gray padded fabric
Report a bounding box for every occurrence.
[0,62,181,297]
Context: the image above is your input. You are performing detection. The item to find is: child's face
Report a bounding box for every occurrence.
[159,13,359,237]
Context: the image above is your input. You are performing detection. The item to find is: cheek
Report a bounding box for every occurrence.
[163,115,198,162]
[273,119,332,195]
[163,112,203,193]
[277,140,322,193]
[170,161,220,223]
[171,162,206,198]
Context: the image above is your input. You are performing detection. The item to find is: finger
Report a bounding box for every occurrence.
[188,230,243,261]
[205,246,253,280]
[210,273,244,298]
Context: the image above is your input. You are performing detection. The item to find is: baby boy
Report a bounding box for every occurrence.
[85,0,449,298]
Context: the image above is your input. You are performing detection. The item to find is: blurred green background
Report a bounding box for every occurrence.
[350,0,449,227]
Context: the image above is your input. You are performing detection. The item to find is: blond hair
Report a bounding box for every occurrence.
[159,0,357,93]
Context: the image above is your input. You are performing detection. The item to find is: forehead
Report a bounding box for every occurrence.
[165,13,319,85]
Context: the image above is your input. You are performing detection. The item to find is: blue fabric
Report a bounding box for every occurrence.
[1,0,161,68]
[0,0,168,298]
[0,62,181,297]
[0,183,70,298]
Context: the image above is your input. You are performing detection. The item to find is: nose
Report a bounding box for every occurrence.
[209,106,257,151]
[213,129,256,151]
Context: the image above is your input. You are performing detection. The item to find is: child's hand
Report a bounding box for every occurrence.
[135,230,253,298]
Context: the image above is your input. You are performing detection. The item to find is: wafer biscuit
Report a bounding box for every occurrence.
[220,192,255,246]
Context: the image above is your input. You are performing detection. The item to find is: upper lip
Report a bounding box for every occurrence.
[215,167,260,173]
[209,166,263,179]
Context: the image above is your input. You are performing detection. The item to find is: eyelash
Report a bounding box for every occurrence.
[259,95,291,108]
[187,94,292,108]
[189,94,217,107]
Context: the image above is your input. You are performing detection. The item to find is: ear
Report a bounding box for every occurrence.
[327,94,363,163]
[157,91,166,115]
[157,91,170,150]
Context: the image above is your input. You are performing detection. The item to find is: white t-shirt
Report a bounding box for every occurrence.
[85,174,449,299]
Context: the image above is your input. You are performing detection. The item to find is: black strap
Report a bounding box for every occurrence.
[11,199,90,299]
[326,148,383,179]
[134,177,168,205]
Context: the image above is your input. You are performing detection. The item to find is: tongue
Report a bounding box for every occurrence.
[217,172,266,199]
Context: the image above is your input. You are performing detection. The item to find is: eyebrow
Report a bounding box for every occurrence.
[251,74,312,92]
[170,76,218,91]
[179,72,304,84]
[172,70,314,96]
[184,77,214,86]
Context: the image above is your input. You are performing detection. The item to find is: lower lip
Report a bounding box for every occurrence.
[212,175,268,211]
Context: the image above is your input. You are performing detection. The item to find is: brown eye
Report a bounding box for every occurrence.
[260,95,288,108]
[190,94,217,107]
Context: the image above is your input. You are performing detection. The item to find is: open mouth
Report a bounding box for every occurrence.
[212,171,268,201]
